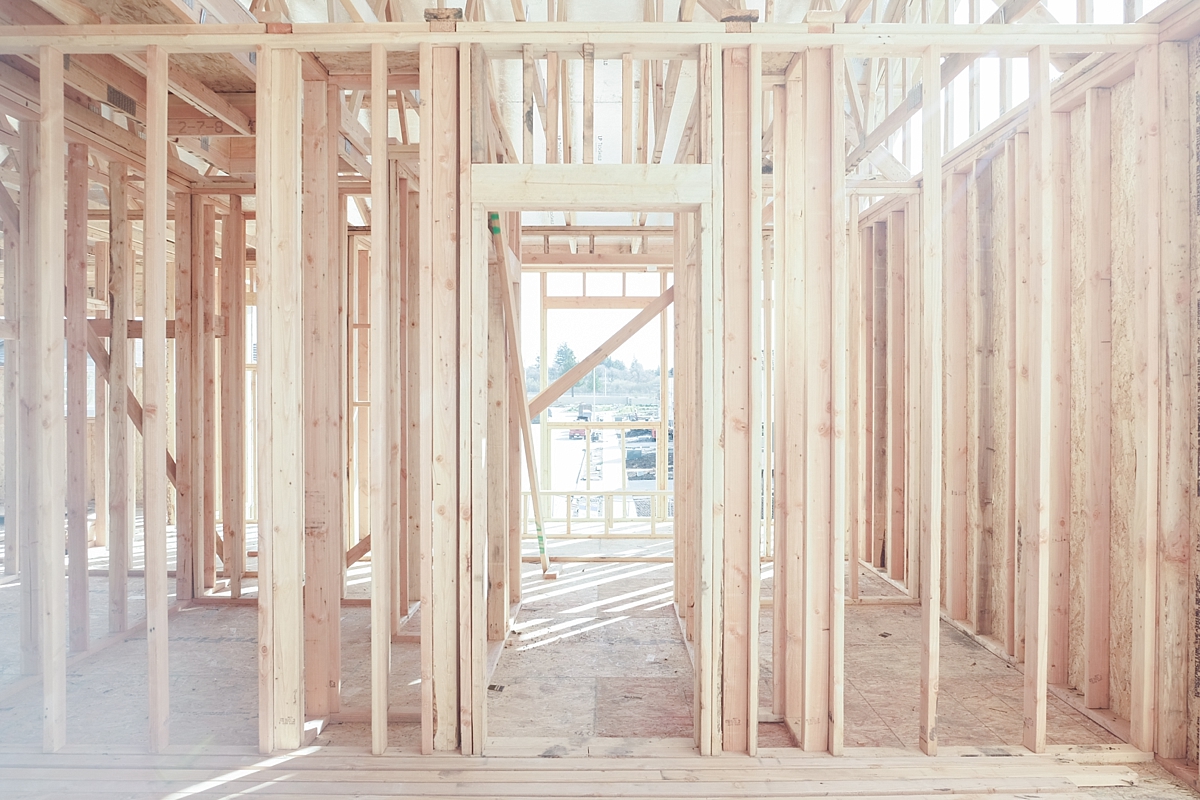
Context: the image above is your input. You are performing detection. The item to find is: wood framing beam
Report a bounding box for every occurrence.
[1081,86,1111,712]
[528,285,674,418]
[918,44,943,758]
[142,43,170,753]
[174,194,195,601]
[419,41,461,754]
[65,141,88,656]
[846,0,1043,169]
[303,78,343,720]
[1022,43,1052,755]
[368,42,391,757]
[108,161,132,636]
[32,45,66,753]
[221,198,247,599]
[255,44,305,755]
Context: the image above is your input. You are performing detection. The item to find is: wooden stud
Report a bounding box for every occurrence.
[829,44,848,757]
[255,44,306,755]
[32,45,67,753]
[189,196,207,596]
[17,120,38,679]
[718,44,758,756]
[108,161,131,635]
[945,171,968,623]
[885,211,906,583]
[420,42,461,753]
[1011,131,1029,663]
[582,44,594,164]
[918,45,942,758]
[174,195,194,602]
[143,43,171,753]
[369,41,391,756]
[486,222,509,643]
[1048,111,1071,688]
[1022,43,1053,755]
[2,198,18,579]
[1081,87,1112,712]
[622,53,633,165]
[65,141,89,655]
[221,196,246,600]
[522,46,534,164]
[303,77,344,721]
[775,52,804,751]
[202,203,217,591]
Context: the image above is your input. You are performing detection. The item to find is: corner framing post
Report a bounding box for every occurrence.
[220,195,246,600]
[255,44,306,754]
[108,162,131,634]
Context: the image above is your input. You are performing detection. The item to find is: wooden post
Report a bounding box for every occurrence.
[1048,111,1072,688]
[829,45,848,757]
[801,47,834,754]
[174,195,195,602]
[221,195,246,599]
[718,44,761,755]
[30,45,67,752]
[945,171,968,623]
[1012,131,1029,662]
[919,45,943,757]
[486,227,510,642]
[108,162,131,634]
[202,203,217,590]
[419,41,461,754]
[391,168,408,633]
[369,42,392,756]
[885,211,906,582]
[143,44,171,753]
[775,51,804,751]
[1023,43,1053,755]
[2,204,17,578]
[17,120,37,678]
[92,234,108,551]
[255,44,306,755]
[65,141,89,654]
[1081,86,1111,711]
[1155,40,1190,760]
[303,77,343,720]
[189,197,206,594]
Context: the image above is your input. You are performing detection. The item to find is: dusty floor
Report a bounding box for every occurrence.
[0,530,1195,798]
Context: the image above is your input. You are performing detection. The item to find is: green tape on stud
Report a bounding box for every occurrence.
[488,211,501,235]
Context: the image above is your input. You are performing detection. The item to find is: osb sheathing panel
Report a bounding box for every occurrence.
[1068,102,1087,695]
[1108,74,1137,724]
[316,50,420,75]
[984,149,1012,645]
[175,53,255,93]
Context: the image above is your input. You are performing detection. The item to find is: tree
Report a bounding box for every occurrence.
[551,342,577,380]
[525,356,541,394]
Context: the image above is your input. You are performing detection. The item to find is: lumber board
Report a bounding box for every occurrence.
[1023,43,1053,755]
[220,196,246,600]
[255,44,306,754]
[31,44,66,753]
[142,43,170,753]
[107,161,131,636]
[918,45,943,757]
[369,41,391,757]
[174,195,194,602]
[302,78,344,719]
[64,141,88,655]
[1081,86,1111,712]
